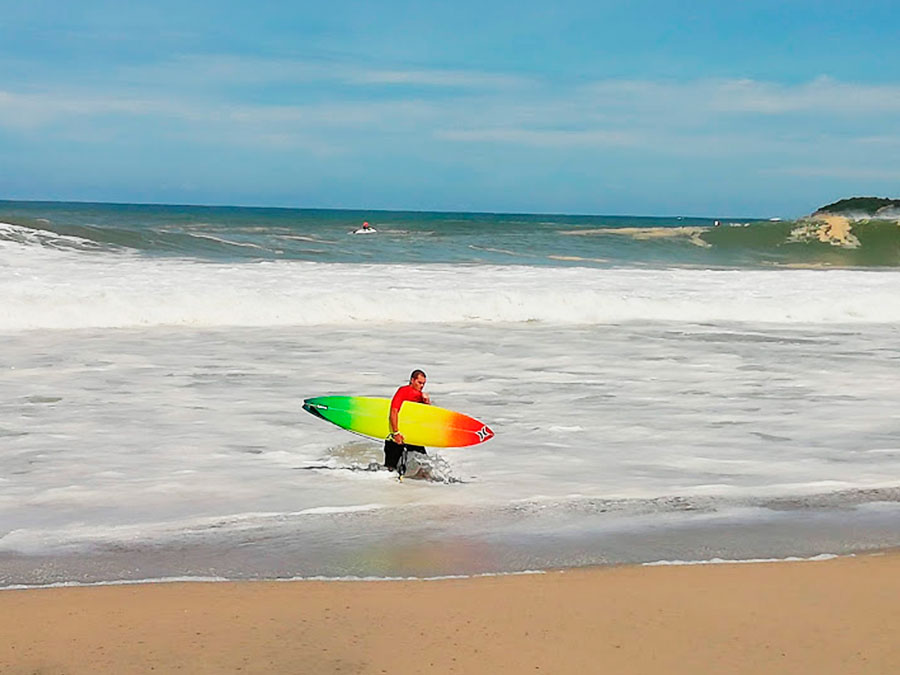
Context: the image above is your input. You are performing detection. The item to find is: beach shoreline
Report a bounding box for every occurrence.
[3,551,898,674]
[4,490,898,588]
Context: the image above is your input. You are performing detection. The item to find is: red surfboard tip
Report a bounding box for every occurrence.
[475,425,494,443]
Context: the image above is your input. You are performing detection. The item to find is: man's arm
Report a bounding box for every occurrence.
[389,406,403,444]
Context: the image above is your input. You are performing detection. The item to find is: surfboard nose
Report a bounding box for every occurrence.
[301,399,327,419]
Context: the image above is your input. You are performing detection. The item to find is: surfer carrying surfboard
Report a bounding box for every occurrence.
[384,369,430,473]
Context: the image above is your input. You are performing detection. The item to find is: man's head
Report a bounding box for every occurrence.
[409,369,427,391]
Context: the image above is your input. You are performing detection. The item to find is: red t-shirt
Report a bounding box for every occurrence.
[391,384,425,411]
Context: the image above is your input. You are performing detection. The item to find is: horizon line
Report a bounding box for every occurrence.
[0,196,777,221]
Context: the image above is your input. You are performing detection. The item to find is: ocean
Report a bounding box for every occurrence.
[2,200,899,587]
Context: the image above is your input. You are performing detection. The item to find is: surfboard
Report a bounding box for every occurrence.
[302,396,493,448]
[351,227,377,234]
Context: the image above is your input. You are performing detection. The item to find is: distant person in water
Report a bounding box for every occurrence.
[362,221,372,230]
[384,369,431,475]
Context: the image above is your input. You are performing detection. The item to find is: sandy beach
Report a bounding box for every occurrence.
[2,552,898,674]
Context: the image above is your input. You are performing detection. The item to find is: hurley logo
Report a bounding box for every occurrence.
[475,426,493,442]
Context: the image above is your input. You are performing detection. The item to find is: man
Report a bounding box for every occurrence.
[384,369,431,475]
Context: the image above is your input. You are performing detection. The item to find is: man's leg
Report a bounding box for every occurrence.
[383,439,403,470]
[398,445,426,477]
[402,445,430,479]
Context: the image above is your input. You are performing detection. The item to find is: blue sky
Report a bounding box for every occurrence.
[1,0,898,216]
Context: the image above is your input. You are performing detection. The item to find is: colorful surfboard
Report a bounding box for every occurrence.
[302,396,493,448]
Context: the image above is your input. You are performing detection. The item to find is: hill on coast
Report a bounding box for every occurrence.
[814,196,900,220]
[781,196,900,252]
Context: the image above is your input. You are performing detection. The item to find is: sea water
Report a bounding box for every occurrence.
[1,201,899,586]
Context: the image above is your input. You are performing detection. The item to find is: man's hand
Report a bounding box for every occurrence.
[422,393,431,405]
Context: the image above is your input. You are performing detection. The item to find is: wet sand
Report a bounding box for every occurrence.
[791,214,861,248]
[2,552,898,674]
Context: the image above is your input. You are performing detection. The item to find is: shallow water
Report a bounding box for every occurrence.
[3,322,899,585]
[2,202,899,585]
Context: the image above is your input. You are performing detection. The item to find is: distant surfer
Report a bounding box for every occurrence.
[385,369,431,476]
[352,221,376,234]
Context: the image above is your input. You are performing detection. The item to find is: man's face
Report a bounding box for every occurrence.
[410,375,426,392]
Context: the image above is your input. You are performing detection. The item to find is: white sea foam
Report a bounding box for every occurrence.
[4,228,900,581]
[1,569,548,591]
[1,576,231,591]
[187,233,269,250]
[3,240,900,330]
[0,221,106,251]
[0,504,392,554]
[642,553,841,566]
[296,503,386,515]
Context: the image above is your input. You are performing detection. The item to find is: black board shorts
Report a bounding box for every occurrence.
[383,439,426,470]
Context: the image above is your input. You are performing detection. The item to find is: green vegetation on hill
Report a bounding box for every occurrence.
[817,197,900,214]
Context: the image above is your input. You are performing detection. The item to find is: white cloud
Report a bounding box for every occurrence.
[112,54,532,91]
[711,76,900,114]
[764,166,900,181]
[347,68,529,89]
[221,98,438,127]
[0,90,170,129]
[579,76,900,116]
[855,134,900,146]
[2,66,899,164]
[436,128,639,148]
[0,87,440,136]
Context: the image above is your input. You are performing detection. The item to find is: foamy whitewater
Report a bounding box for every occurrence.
[2,201,899,586]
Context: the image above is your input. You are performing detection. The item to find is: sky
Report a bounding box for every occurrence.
[1,0,899,217]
